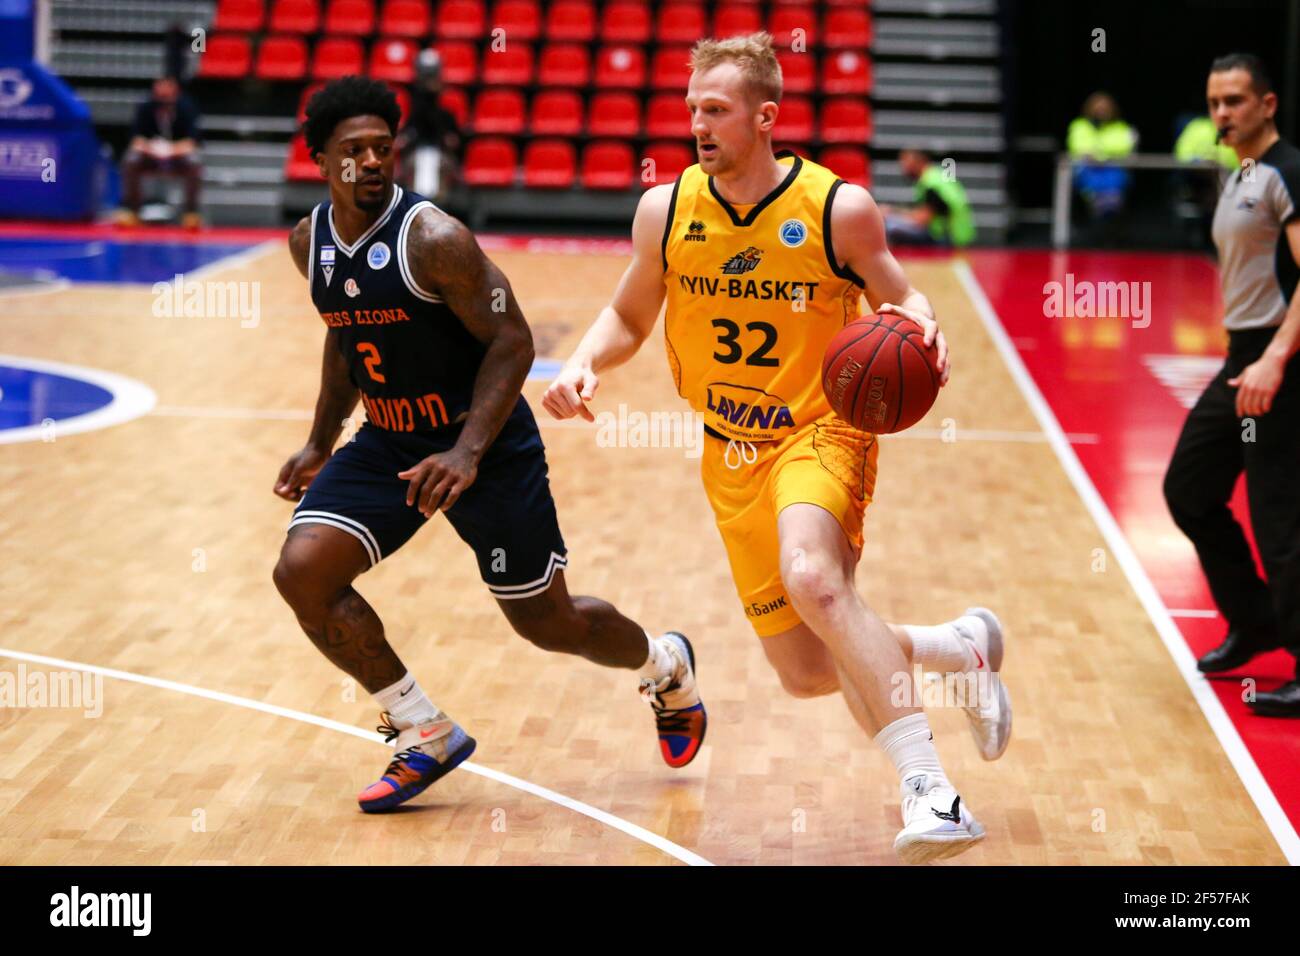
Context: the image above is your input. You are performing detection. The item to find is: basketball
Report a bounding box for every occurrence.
[821,314,942,433]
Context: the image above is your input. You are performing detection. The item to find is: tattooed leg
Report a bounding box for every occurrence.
[273,524,408,692]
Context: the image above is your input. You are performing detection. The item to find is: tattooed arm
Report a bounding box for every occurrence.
[274,217,360,501]
[397,209,535,516]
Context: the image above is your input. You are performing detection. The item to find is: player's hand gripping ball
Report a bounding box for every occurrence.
[821,313,943,433]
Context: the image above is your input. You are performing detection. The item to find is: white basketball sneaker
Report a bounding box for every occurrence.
[893,773,985,864]
[952,607,1012,761]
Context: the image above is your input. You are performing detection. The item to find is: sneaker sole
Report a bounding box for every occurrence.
[358,735,478,814]
[894,824,986,864]
[662,632,707,767]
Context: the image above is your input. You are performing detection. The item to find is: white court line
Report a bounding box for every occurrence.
[0,354,157,445]
[0,646,712,867]
[953,259,1300,866]
[185,241,280,280]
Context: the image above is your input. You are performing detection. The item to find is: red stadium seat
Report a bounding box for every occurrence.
[824,9,872,48]
[369,38,418,82]
[537,44,589,86]
[819,98,871,143]
[480,42,533,84]
[599,2,649,43]
[434,41,478,84]
[776,95,813,142]
[530,89,583,135]
[712,4,762,38]
[655,3,706,45]
[311,36,364,80]
[255,34,308,79]
[378,0,429,38]
[285,134,321,181]
[440,86,469,126]
[437,0,485,39]
[587,91,640,137]
[214,0,264,32]
[545,0,594,41]
[594,45,646,89]
[472,87,526,133]
[391,84,411,124]
[268,0,319,34]
[464,136,518,186]
[769,5,816,49]
[642,141,693,186]
[582,140,634,189]
[818,146,870,187]
[524,139,576,188]
[775,50,814,93]
[324,0,375,36]
[296,82,324,122]
[492,0,540,41]
[650,46,691,91]
[645,92,687,138]
[198,33,253,78]
[822,50,871,95]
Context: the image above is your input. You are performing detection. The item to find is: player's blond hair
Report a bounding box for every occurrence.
[689,32,783,104]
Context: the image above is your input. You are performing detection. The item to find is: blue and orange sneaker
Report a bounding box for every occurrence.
[640,632,706,768]
[358,711,477,813]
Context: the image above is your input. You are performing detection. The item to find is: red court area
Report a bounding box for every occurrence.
[969,249,1300,835]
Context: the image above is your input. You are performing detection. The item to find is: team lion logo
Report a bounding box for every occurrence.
[721,246,763,275]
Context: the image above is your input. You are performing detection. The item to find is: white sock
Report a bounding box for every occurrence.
[374,672,442,729]
[902,621,973,672]
[637,632,676,686]
[874,713,950,790]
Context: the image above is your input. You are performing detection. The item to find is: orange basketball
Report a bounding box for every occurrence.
[821,314,941,433]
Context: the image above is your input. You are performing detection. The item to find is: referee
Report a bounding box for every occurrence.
[1164,53,1300,717]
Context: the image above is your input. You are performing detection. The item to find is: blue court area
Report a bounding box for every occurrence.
[0,364,114,428]
[0,237,256,285]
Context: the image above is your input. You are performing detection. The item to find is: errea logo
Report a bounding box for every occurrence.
[685,220,707,242]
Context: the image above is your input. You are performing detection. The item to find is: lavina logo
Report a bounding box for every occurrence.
[50,886,151,936]
[705,382,795,439]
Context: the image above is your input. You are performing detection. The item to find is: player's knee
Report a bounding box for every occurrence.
[777,666,839,699]
[782,558,850,620]
[272,546,328,614]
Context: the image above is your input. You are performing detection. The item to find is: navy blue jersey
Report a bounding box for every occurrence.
[307,185,485,432]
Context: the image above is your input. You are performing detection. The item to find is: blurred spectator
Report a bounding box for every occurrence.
[1174,115,1238,169]
[880,149,975,247]
[1067,92,1138,218]
[117,76,203,228]
[163,21,191,86]
[396,50,463,205]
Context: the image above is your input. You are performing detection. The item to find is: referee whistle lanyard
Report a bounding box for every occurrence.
[724,438,759,470]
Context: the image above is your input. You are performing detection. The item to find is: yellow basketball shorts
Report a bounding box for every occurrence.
[700,415,878,637]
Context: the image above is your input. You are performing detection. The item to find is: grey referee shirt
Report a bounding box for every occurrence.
[1212,138,1300,331]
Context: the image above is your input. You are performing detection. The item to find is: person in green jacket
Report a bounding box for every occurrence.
[1068,92,1138,217]
[1175,115,1238,169]
[881,149,976,247]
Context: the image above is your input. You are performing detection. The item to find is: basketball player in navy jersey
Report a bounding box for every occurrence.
[271,77,706,813]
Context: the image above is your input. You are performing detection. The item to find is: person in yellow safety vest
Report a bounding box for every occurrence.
[1067,91,1138,217]
[1175,115,1239,169]
[879,149,976,246]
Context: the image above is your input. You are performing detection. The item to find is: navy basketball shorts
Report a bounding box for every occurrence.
[287,401,568,600]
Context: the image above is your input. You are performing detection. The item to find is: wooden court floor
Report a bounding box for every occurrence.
[0,244,1286,865]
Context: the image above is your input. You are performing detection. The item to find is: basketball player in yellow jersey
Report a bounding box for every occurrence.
[543,33,1012,863]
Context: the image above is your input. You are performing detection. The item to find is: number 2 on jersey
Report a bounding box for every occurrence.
[356,342,386,382]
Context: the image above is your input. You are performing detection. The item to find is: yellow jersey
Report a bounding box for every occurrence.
[662,150,865,443]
